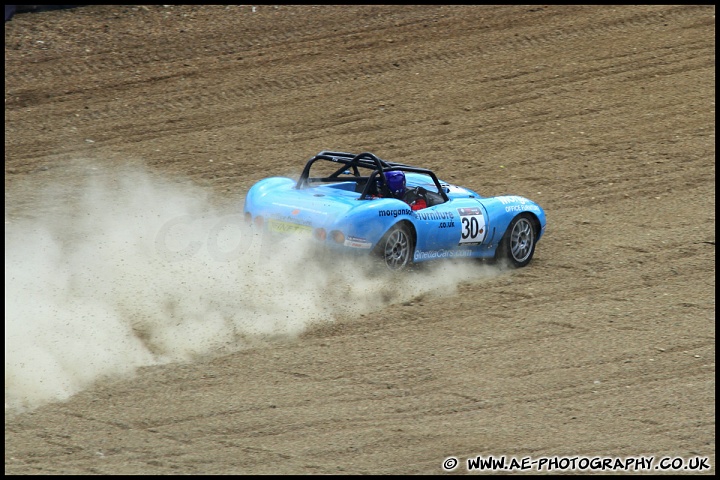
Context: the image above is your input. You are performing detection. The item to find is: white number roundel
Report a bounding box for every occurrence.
[459,213,486,244]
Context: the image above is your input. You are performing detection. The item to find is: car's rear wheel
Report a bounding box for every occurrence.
[375,223,414,271]
[496,213,536,268]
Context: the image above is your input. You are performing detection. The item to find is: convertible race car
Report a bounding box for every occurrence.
[243,151,547,271]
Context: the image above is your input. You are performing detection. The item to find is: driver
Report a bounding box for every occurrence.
[384,170,427,211]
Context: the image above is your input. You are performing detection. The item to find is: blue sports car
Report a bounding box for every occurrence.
[243,151,547,271]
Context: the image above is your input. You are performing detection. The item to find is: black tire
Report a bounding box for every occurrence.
[496,214,536,268]
[374,223,415,271]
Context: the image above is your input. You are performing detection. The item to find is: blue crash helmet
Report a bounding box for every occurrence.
[384,170,406,199]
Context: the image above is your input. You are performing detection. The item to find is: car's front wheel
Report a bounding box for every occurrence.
[496,213,536,268]
[375,223,414,271]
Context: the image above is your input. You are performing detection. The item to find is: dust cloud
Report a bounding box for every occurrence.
[4,164,499,412]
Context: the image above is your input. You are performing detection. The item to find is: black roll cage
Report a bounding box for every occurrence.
[295,151,450,202]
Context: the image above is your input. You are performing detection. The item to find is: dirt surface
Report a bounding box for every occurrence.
[4,5,715,475]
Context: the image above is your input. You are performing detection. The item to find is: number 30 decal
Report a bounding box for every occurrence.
[459,213,486,245]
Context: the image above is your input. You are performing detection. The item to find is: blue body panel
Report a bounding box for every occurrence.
[244,171,547,264]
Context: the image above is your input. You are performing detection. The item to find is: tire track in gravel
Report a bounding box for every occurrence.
[4,5,448,85]
[5,5,710,89]
[6,6,713,161]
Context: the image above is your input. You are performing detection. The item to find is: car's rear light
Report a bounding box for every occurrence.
[253,216,264,228]
[244,212,252,225]
[314,228,327,241]
[331,230,345,244]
